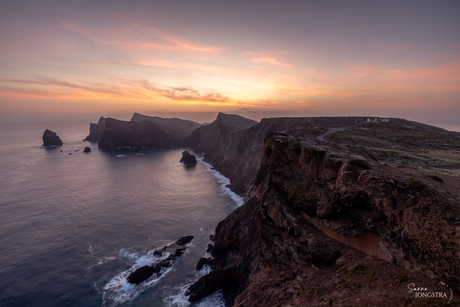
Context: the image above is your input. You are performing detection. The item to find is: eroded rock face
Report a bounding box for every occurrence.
[187,132,460,306]
[98,118,179,149]
[84,117,106,142]
[179,151,197,166]
[42,129,63,146]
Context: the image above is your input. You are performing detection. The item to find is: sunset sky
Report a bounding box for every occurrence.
[1,0,459,127]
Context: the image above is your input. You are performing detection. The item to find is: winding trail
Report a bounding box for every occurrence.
[316,122,365,142]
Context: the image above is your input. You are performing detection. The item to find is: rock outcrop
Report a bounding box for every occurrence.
[184,114,364,194]
[42,129,63,146]
[83,147,91,153]
[187,132,460,306]
[130,112,202,139]
[98,118,179,149]
[179,151,197,166]
[127,235,194,285]
[84,117,106,142]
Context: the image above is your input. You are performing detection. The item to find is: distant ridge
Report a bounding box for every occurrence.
[130,112,201,139]
[215,112,258,131]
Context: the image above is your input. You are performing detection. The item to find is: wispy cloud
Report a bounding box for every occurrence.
[252,57,292,68]
[244,50,292,68]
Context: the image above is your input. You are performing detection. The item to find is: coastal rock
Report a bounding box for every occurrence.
[42,129,63,146]
[127,266,157,285]
[130,112,201,139]
[176,235,194,246]
[179,151,197,166]
[187,132,460,306]
[98,118,179,150]
[127,235,194,285]
[83,147,91,153]
[84,117,106,142]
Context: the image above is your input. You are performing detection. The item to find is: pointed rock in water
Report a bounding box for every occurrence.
[176,235,194,245]
[83,147,91,153]
[179,151,197,166]
[42,129,63,146]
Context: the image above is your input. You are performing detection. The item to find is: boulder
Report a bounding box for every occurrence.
[83,147,91,153]
[127,266,156,285]
[176,235,194,246]
[42,129,63,146]
[179,151,197,166]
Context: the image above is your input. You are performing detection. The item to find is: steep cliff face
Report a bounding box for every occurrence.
[188,132,460,306]
[98,118,179,149]
[130,112,202,139]
[185,115,362,194]
[84,117,106,142]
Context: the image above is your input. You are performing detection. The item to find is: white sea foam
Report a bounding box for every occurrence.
[88,244,117,266]
[102,250,172,305]
[198,158,244,207]
[164,284,225,307]
[115,155,126,158]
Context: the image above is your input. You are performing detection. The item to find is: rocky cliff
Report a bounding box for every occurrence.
[98,117,179,149]
[185,114,364,195]
[130,112,202,139]
[187,132,460,306]
[84,117,106,142]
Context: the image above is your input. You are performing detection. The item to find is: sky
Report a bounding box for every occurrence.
[1,0,459,127]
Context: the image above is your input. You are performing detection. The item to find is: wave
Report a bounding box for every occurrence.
[198,157,244,207]
[102,249,173,306]
[164,284,225,307]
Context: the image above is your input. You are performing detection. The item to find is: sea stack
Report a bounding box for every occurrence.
[180,150,197,166]
[42,129,63,147]
[83,147,91,153]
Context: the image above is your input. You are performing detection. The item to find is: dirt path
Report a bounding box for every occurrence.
[316,122,365,142]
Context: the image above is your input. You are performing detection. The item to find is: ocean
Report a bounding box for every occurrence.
[0,121,243,307]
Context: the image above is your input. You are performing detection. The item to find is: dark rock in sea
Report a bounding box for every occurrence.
[206,244,214,253]
[84,117,106,142]
[153,250,162,256]
[42,129,63,147]
[127,236,193,285]
[127,266,156,285]
[196,257,213,270]
[171,248,186,258]
[179,150,197,166]
[176,235,194,246]
[83,147,91,153]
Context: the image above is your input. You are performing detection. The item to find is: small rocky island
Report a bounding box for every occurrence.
[127,235,194,285]
[179,150,197,166]
[42,129,63,147]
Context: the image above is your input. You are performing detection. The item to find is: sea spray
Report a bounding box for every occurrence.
[198,157,244,207]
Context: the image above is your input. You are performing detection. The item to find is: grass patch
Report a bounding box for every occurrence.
[348,264,366,276]
[368,270,377,283]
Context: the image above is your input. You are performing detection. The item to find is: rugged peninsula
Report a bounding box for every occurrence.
[86,113,460,306]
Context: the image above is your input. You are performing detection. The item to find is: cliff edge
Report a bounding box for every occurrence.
[187,132,460,306]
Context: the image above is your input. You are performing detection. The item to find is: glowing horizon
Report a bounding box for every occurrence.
[1,1,459,126]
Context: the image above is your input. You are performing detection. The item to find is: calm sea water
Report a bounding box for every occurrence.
[0,121,242,307]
